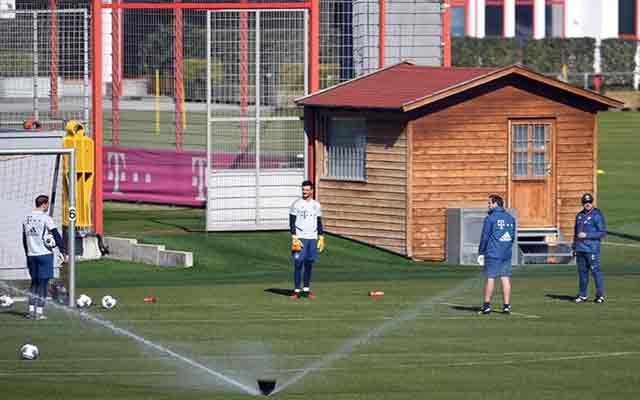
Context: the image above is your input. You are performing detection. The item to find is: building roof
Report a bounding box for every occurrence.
[295,61,623,111]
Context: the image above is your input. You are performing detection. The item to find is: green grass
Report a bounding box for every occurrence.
[2,111,640,399]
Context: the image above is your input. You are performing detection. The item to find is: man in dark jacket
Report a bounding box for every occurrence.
[573,193,606,303]
[478,194,516,314]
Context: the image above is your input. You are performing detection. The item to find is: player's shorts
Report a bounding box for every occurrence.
[292,238,319,263]
[27,254,54,280]
[483,257,512,278]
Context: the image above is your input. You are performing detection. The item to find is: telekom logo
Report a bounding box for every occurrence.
[107,152,126,194]
[191,157,207,201]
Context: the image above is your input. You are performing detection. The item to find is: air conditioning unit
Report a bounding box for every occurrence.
[446,208,520,266]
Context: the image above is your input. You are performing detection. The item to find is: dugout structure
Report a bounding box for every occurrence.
[0,137,77,307]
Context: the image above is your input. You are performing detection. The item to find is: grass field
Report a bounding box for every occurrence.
[2,111,640,399]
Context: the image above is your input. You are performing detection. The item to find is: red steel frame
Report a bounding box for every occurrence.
[92,0,318,233]
[442,0,451,66]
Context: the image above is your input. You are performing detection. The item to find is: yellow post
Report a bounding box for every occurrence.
[155,69,160,135]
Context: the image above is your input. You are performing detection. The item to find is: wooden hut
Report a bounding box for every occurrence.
[295,62,622,261]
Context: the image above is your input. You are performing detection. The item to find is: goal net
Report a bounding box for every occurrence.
[0,148,76,305]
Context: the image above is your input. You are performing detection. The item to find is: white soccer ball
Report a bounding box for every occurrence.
[101,295,117,309]
[76,294,93,308]
[20,344,39,360]
[0,294,14,308]
[43,233,56,250]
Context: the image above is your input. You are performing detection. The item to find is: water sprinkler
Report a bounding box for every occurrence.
[257,379,276,396]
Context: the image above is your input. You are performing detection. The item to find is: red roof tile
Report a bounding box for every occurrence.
[296,62,496,110]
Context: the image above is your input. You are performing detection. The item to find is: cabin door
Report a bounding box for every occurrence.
[509,120,556,228]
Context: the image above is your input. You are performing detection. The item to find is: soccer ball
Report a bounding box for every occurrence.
[76,294,93,308]
[43,232,56,250]
[20,344,39,360]
[101,295,117,309]
[0,294,14,308]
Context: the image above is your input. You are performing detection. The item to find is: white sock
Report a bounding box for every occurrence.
[294,288,301,293]
[303,287,310,292]
[36,307,43,315]
[28,305,35,313]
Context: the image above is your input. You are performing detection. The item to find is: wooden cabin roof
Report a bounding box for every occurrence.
[295,62,623,111]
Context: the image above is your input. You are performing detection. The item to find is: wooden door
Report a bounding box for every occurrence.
[509,120,556,228]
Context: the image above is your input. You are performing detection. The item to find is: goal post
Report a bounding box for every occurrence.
[0,148,77,307]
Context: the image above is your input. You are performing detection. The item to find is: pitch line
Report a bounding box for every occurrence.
[603,241,640,248]
[0,371,176,377]
[439,302,542,318]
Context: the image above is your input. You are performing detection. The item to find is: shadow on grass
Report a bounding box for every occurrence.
[0,310,29,319]
[545,294,576,302]
[264,288,294,297]
[446,304,482,313]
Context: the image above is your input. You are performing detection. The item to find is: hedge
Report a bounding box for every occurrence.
[452,37,595,74]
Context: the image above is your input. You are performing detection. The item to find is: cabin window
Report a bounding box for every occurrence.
[325,117,367,181]
[511,122,551,178]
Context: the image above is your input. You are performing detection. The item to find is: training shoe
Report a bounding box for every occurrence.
[594,296,605,303]
[478,306,491,315]
[35,314,47,320]
[574,296,588,303]
[289,291,301,300]
[502,305,512,314]
[25,312,35,320]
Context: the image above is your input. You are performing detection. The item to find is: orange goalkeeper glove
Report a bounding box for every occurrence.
[317,235,325,253]
[291,235,303,252]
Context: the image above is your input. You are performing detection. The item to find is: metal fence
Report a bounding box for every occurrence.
[0,8,90,130]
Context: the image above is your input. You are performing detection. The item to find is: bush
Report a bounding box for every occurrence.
[453,37,595,75]
[601,39,637,88]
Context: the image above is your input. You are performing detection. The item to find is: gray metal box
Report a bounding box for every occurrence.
[446,208,519,266]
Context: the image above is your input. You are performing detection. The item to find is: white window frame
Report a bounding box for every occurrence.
[324,117,367,181]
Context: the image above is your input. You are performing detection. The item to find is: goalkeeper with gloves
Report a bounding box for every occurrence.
[22,195,65,320]
[289,180,324,299]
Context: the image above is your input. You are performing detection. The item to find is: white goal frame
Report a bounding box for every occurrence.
[0,148,77,307]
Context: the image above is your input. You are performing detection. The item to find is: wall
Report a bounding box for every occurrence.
[409,77,597,260]
[316,111,409,255]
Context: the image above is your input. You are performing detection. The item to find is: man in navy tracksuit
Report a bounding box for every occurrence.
[478,194,516,314]
[573,193,606,303]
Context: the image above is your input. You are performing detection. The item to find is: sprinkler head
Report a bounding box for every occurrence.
[257,379,276,396]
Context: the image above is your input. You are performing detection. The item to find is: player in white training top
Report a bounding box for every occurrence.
[22,195,64,320]
[289,180,324,299]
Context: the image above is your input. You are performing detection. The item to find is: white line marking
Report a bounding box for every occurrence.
[0,371,176,377]
[603,241,640,248]
[440,302,542,319]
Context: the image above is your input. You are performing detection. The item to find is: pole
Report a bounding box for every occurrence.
[378,0,385,69]
[156,69,160,135]
[112,0,122,145]
[50,0,59,117]
[442,0,452,67]
[175,0,184,151]
[308,0,319,184]
[68,149,76,307]
[91,0,104,235]
[239,0,249,152]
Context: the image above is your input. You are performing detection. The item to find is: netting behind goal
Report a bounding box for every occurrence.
[0,154,64,280]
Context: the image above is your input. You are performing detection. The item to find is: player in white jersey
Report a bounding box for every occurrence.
[289,180,324,299]
[22,195,65,320]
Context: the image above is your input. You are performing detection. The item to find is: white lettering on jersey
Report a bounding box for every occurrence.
[23,210,57,256]
[289,198,322,239]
